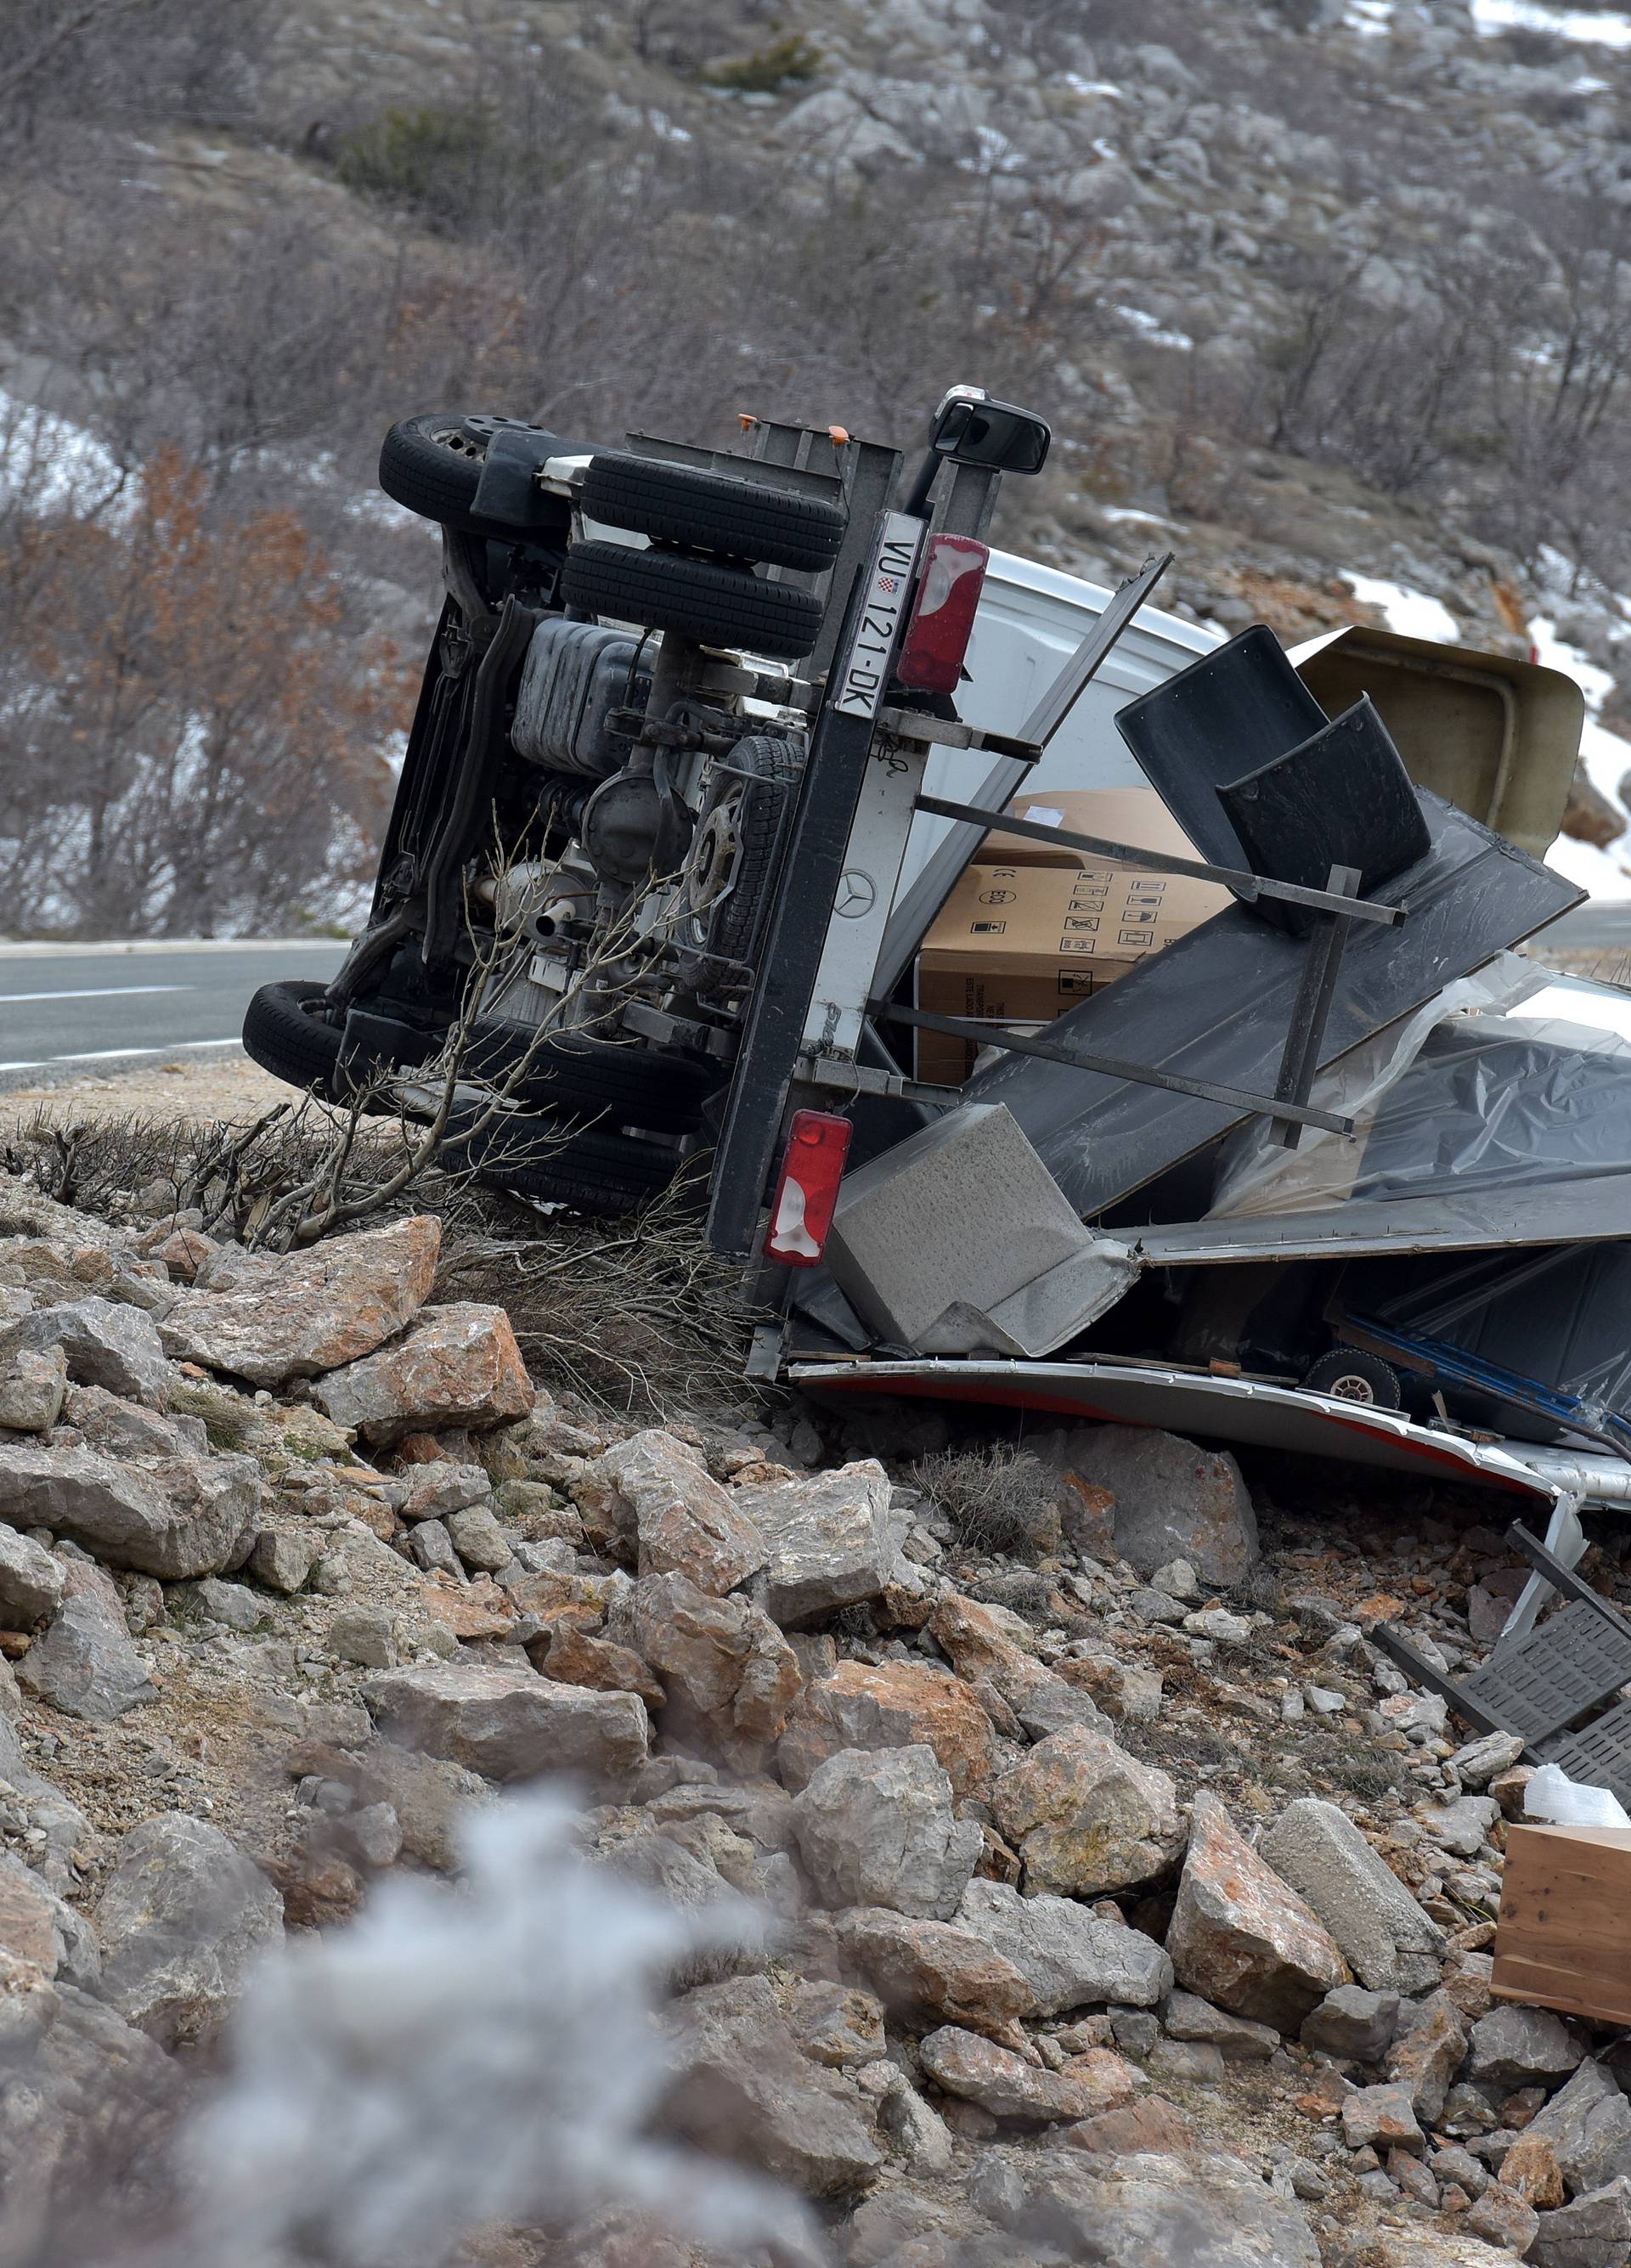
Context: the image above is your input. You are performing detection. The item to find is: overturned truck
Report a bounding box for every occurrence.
[244,388,1631,1538]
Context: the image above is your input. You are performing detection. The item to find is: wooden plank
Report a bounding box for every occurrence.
[1493,1822,1631,2027]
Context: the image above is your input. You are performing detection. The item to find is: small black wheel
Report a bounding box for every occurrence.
[1301,1348,1402,1409]
[460,1022,722,1132]
[561,540,823,661]
[684,735,804,967]
[446,1107,681,1216]
[242,979,345,1098]
[378,413,579,538]
[581,452,846,573]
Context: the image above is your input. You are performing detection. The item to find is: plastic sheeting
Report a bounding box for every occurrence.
[1211,960,1631,1221]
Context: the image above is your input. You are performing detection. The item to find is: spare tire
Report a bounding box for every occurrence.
[582,452,845,572]
[242,979,345,1099]
[378,413,580,538]
[562,540,823,660]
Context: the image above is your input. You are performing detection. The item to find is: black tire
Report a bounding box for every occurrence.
[690,735,803,967]
[449,1108,680,1216]
[561,540,823,661]
[242,979,345,1097]
[1301,1348,1402,1410]
[581,452,845,573]
[461,1023,721,1132]
[378,413,578,538]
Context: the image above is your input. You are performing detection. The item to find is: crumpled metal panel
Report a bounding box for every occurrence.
[959,793,1581,1220]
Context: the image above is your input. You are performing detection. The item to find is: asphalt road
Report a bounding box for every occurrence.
[1544,902,1631,951]
[0,939,348,1092]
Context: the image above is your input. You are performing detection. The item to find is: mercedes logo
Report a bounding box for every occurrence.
[834,870,877,918]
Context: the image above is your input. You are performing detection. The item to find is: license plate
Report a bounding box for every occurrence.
[832,511,925,720]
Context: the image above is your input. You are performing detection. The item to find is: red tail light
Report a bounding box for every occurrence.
[764,1110,853,1267]
[896,535,989,694]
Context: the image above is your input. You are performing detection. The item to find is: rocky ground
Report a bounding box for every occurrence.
[0,1136,1628,2266]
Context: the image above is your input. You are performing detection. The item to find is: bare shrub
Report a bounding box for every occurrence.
[911,1443,1059,1560]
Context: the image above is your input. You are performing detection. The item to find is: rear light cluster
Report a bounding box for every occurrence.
[764,1110,852,1267]
[895,534,989,694]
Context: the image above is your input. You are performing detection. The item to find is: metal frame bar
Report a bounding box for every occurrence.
[870,1000,1353,1135]
[912,800,1401,926]
[1269,861,1360,1145]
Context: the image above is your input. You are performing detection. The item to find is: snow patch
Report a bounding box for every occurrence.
[1113,304,1195,351]
[0,390,127,518]
[1532,606,1631,901]
[1342,573,1460,643]
[1470,0,1631,46]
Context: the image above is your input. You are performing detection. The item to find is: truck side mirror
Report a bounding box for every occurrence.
[930,390,1052,477]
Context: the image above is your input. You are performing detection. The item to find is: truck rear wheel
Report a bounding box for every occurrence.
[242,979,346,1098]
[581,452,845,572]
[561,541,822,660]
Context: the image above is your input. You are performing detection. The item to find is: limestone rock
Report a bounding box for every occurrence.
[1162,1989,1279,2060]
[444,1504,514,1574]
[1503,2132,1568,2210]
[0,1427,258,1580]
[835,1907,1036,2045]
[1342,2081,1425,2154]
[544,1627,665,1712]
[928,1591,1108,1742]
[955,1877,1174,2014]
[582,1430,764,1594]
[1529,2061,1631,2197]
[1531,2177,1631,2268]
[399,1464,493,1524]
[1448,1731,1527,1789]
[15,1556,155,1722]
[0,1521,64,1626]
[733,1458,896,1624]
[1469,2004,1586,2093]
[919,2026,1139,2124]
[778,1656,996,1802]
[0,1955,181,2254]
[314,1302,534,1444]
[0,1850,99,1987]
[1031,1423,1258,1586]
[1261,1797,1445,1994]
[792,1744,981,1919]
[1301,1984,1402,2064]
[0,1296,172,1408]
[966,2141,1322,2265]
[158,1214,440,1388]
[993,1725,1184,1898]
[95,1813,283,2049]
[248,1526,322,1594]
[1065,2097,1201,2156]
[1386,1989,1469,2123]
[1467,2182,1542,2254]
[365,1660,648,1783]
[1167,1791,1347,2032]
[662,1972,883,2199]
[634,1571,801,1771]
[0,1344,66,1434]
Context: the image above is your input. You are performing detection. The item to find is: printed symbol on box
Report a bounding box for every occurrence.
[1128,885,1165,906]
[971,919,1007,934]
[834,870,877,918]
[1064,915,1099,934]
[1059,973,1093,996]
[978,889,1016,906]
[1123,908,1159,926]
[1117,928,1150,948]
[1061,937,1096,954]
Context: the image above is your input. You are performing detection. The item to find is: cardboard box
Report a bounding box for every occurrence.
[1493,1819,1631,2028]
[917,789,1229,1085]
